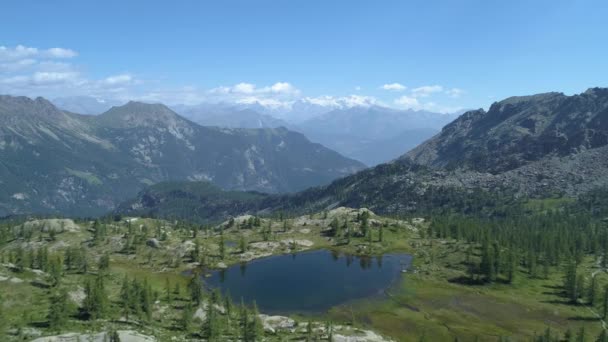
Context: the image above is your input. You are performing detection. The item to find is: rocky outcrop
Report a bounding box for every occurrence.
[30,330,156,342]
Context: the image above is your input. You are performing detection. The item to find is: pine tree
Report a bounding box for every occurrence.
[575,326,585,342]
[83,274,108,319]
[330,217,340,237]
[49,256,63,287]
[165,278,172,305]
[98,253,110,271]
[189,274,203,305]
[604,285,608,319]
[507,249,516,284]
[240,299,249,341]
[564,262,578,303]
[0,293,6,338]
[480,242,495,282]
[247,301,263,341]
[597,329,608,342]
[180,301,193,332]
[306,321,313,342]
[15,246,25,272]
[224,292,233,317]
[119,276,132,320]
[588,275,597,306]
[203,303,221,341]
[576,274,585,303]
[219,234,226,260]
[239,235,247,253]
[48,288,70,331]
[141,279,152,321]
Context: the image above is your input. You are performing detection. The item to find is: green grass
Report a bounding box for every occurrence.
[2,212,607,341]
[328,237,606,341]
[65,168,103,186]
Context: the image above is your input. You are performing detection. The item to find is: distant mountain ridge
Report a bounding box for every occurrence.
[405,88,608,172]
[0,95,365,216]
[172,102,289,129]
[295,105,459,165]
[116,88,608,222]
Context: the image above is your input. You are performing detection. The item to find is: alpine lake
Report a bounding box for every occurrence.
[203,249,412,314]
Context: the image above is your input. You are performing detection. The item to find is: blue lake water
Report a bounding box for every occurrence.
[205,249,411,314]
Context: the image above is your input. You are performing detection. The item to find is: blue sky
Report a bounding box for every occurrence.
[1,0,607,113]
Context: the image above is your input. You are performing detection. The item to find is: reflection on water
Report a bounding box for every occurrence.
[205,249,411,314]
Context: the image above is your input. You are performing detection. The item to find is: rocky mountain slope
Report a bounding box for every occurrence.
[406,88,608,172]
[117,88,608,221]
[173,103,289,129]
[0,96,364,217]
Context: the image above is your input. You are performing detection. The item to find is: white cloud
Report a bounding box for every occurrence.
[31,71,80,85]
[381,83,406,91]
[394,95,420,108]
[302,95,378,108]
[45,47,78,58]
[0,45,466,114]
[270,82,297,94]
[0,45,39,60]
[233,82,256,94]
[0,45,77,61]
[394,95,462,114]
[0,58,37,72]
[411,85,443,97]
[103,74,133,85]
[446,87,464,98]
[0,75,29,85]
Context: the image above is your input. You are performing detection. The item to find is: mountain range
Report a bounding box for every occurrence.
[117,88,608,222]
[294,106,459,165]
[0,95,364,217]
[53,96,459,166]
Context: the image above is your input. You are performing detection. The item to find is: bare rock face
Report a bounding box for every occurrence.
[146,238,161,249]
[0,95,364,217]
[30,330,156,342]
[259,314,297,333]
[406,88,608,174]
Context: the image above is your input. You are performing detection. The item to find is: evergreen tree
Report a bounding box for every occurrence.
[604,285,608,319]
[597,329,608,342]
[480,242,495,282]
[83,274,108,319]
[306,321,313,342]
[98,253,110,271]
[119,276,132,320]
[588,275,597,306]
[575,326,585,342]
[329,217,340,237]
[49,256,63,287]
[189,274,203,305]
[180,301,194,332]
[203,302,221,341]
[507,249,516,284]
[0,293,6,338]
[165,278,172,305]
[247,301,263,341]
[48,288,70,331]
[141,279,153,321]
[239,235,247,253]
[564,262,579,303]
[219,234,226,260]
[240,299,249,341]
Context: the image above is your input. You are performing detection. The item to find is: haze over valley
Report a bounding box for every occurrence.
[1,1,607,342]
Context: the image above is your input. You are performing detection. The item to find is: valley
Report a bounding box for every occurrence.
[2,200,608,341]
[2,6,608,339]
